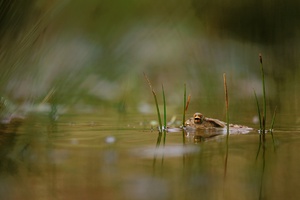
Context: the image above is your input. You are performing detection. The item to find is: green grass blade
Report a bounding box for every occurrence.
[162,84,167,146]
[182,83,187,126]
[270,106,277,131]
[153,91,163,133]
[254,90,262,130]
[270,106,277,150]
[182,84,187,144]
[259,54,266,133]
[144,73,163,168]
[144,73,163,133]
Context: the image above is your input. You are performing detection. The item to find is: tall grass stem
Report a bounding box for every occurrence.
[162,84,167,146]
[223,73,229,136]
[270,106,277,131]
[182,83,187,126]
[254,90,262,130]
[270,106,277,150]
[182,84,188,144]
[144,73,163,133]
[223,73,229,178]
[259,54,267,135]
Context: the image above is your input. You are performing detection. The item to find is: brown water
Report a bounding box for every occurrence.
[0,111,300,200]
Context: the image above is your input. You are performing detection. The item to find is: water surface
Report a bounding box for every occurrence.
[0,111,299,200]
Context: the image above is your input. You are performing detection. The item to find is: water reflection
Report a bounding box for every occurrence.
[0,122,21,174]
[123,176,170,200]
[132,144,199,159]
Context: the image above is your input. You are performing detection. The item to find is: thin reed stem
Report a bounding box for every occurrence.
[153,93,163,133]
[185,95,191,113]
[270,106,277,131]
[270,106,277,150]
[144,73,164,168]
[259,54,267,135]
[162,84,167,146]
[223,73,229,178]
[144,73,163,133]
[254,90,262,130]
[223,73,229,136]
[182,84,188,144]
[182,83,187,126]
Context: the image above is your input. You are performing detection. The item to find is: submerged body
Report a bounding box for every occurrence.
[184,113,252,136]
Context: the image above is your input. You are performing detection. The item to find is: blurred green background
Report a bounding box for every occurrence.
[0,0,299,122]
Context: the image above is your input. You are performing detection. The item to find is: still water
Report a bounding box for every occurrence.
[0,110,300,200]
